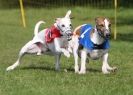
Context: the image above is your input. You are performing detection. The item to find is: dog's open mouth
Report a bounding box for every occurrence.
[66,33,73,41]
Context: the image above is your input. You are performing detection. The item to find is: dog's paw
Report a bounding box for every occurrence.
[75,66,79,73]
[6,66,14,71]
[64,69,68,72]
[37,52,42,56]
[68,47,72,53]
[79,70,86,74]
[64,51,70,58]
[102,70,110,74]
[75,70,79,74]
[110,67,118,72]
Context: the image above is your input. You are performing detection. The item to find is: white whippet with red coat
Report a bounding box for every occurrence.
[69,17,117,74]
[6,10,73,71]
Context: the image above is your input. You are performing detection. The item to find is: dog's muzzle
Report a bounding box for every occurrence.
[98,29,111,39]
[105,33,111,39]
[104,29,111,39]
[65,30,73,41]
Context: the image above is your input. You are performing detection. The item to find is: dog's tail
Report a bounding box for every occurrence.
[34,21,45,36]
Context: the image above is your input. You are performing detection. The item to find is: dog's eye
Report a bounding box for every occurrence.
[61,24,65,27]
[70,24,73,28]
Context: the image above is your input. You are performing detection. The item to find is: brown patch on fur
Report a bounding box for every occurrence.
[95,17,111,34]
[75,30,80,36]
[73,25,82,36]
[95,17,105,26]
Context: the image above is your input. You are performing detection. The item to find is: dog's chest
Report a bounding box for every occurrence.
[87,49,107,60]
[58,37,69,48]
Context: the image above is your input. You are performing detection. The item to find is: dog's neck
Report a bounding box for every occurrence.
[90,27,105,45]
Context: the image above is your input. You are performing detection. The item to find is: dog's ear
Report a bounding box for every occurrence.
[95,17,99,25]
[95,17,105,24]
[65,10,71,18]
[95,17,100,23]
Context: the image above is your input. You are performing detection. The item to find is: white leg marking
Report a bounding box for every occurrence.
[79,49,87,74]
[73,39,79,73]
[102,53,117,74]
[102,53,111,74]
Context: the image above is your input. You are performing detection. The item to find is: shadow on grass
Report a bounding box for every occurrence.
[66,68,101,73]
[87,68,101,73]
[21,66,101,73]
[21,66,55,71]
[20,59,56,71]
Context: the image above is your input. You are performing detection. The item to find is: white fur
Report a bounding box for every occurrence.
[90,27,104,45]
[104,19,109,30]
[6,10,72,71]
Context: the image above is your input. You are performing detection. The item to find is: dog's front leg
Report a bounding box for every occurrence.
[54,38,70,58]
[54,54,61,71]
[102,53,117,74]
[72,37,80,73]
[102,53,110,74]
[79,49,87,74]
[73,47,79,73]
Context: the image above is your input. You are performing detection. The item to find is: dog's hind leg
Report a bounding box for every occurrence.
[6,41,41,71]
[6,50,25,71]
[6,45,26,71]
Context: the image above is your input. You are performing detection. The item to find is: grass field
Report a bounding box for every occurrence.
[0,7,133,95]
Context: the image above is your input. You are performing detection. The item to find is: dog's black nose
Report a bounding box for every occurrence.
[106,33,111,38]
[67,33,73,37]
[67,33,72,41]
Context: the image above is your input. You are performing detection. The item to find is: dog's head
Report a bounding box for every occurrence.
[95,17,111,39]
[55,10,73,40]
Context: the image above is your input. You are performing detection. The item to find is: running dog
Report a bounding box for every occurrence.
[6,10,73,71]
[69,17,117,74]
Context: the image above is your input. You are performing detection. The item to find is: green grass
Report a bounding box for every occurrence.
[0,7,133,95]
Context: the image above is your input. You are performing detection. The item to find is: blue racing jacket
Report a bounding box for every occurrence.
[79,24,110,50]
